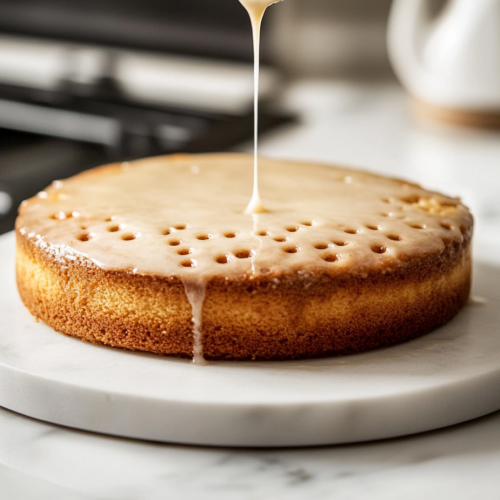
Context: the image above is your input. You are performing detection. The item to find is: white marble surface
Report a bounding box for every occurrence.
[3,403,500,499]
[2,81,500,497]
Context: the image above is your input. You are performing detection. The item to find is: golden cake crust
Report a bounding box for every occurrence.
[15,154,473,361]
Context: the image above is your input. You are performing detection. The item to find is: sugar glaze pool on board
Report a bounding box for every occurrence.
[1,231,500,447]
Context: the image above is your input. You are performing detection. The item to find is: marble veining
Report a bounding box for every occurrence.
[2,404,500,499]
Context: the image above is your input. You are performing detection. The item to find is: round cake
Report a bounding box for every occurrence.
[15,153,473,361]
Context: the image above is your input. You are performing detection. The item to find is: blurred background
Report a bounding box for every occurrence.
[0,0,499,240]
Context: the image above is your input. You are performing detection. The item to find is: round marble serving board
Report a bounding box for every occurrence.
[1,231,500,447]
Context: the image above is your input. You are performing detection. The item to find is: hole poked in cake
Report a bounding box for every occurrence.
[177,248,192,256]
[371,244,387,254]
[224,232,237,238]
[365,224,380,231]
[301,221,314,226]
[332,240,349,246]
[108,224,125,232]
[314,243,329,250]
[104,216,116,222]
[122,233,139,241]
[286,226,299,233]
[234,249,255,259]
[344,228,359,234]
[164,225,187,235]
[386,234,402,241]
[440,222,453,230]
[180,259,196,268]
[283,246,300,254]
[408,223,426,230]
[257,230,269,236]
[196,234,212,240]
[215,254,232,264]
[274,236,288,243]
[78,232,94,242]
[323,253,340,262]
[168,239,181,246]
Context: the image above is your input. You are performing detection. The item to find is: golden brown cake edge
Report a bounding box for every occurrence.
[15,227,472,361]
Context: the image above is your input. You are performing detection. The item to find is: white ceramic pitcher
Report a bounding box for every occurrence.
[388,0,500,125]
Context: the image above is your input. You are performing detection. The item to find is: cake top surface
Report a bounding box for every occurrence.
[17,153,472,280]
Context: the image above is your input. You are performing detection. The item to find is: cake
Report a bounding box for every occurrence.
[15,153,473,361]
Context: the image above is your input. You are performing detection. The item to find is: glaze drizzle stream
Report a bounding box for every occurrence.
[183,279,207,364]
[240,0,283,214]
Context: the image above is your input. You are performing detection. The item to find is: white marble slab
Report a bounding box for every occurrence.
[2,231,500,447]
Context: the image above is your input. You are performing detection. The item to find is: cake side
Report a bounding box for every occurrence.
[16,228,471,360]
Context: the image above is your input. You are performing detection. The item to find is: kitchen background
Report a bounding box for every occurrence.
[0,0,497,238]
[0,0,409,235]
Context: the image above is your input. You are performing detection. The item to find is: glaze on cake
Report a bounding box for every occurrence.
[15,153,473,361]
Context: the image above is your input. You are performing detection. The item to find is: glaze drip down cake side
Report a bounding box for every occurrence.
[15,153,473,361]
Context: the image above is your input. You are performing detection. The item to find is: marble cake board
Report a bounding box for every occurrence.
[1,231,500,447]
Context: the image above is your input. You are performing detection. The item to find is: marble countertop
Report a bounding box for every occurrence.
[2,81,500,499]
[2,403,500,500]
